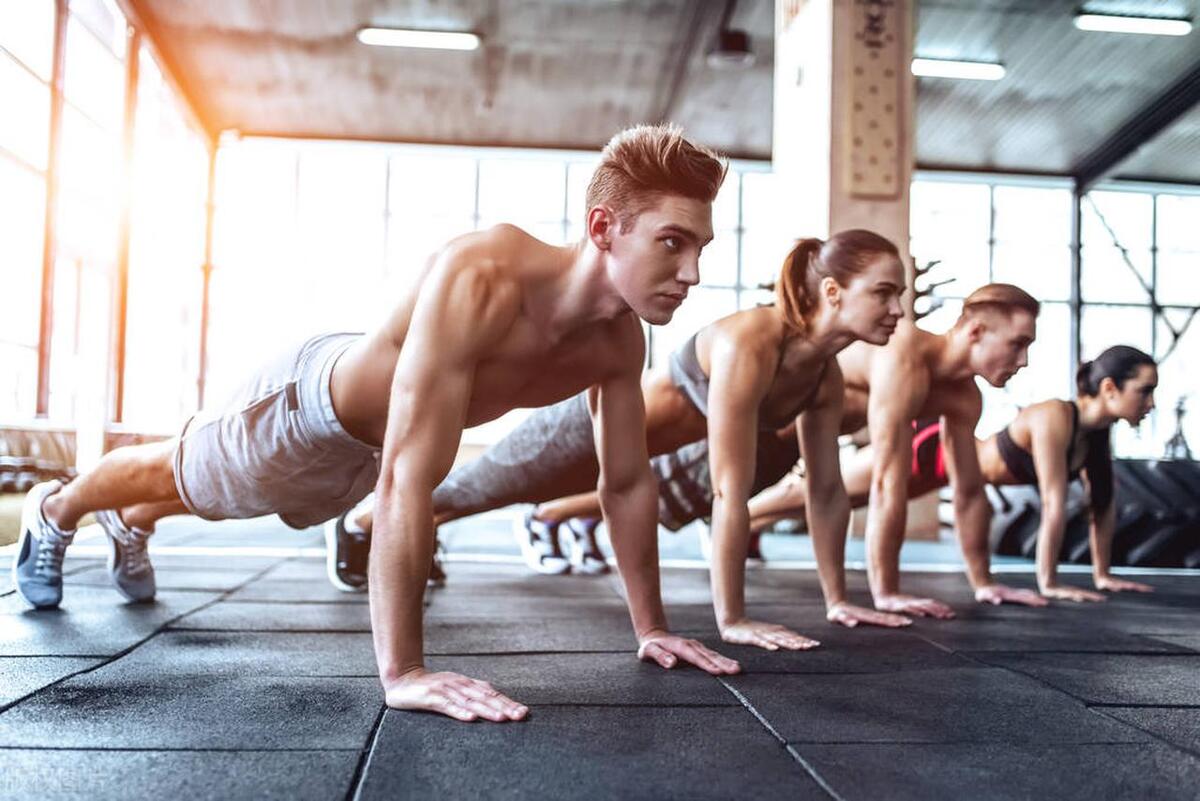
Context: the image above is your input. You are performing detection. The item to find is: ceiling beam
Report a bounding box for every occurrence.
[647,1,721,124]
[116,0,217,143]
[1072,55,1200,193]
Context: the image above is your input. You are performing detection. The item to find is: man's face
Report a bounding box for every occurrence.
[971,309,1036,387]
[603,195,713,325]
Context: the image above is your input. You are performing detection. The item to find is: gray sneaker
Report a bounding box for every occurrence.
[94,509,156,602]
[12,481,75,609]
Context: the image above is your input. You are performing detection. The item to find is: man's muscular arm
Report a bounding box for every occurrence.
[370,253,528,723]
[863,351,953,617]
[593,321,740,674]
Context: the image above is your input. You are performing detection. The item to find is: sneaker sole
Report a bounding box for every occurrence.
[512,513,570,575]
[324,517,367,593]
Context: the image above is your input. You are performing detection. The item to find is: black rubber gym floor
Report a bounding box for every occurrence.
[2,516,1198,800]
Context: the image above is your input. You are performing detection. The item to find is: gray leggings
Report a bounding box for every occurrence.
[432,390,801,529]
[433,393,599,518]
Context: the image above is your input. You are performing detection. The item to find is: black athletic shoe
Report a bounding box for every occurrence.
[325,512,370,593]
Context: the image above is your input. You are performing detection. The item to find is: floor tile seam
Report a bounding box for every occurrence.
[427,650,638,657]
[781,738,1153,746]
[952,650,1162,722]
[717,677,845,801]
[346,703,388,801]
[1090,708,1200,762]
[961,649,1200,657]
[2,560,287,715]
[221,600,369,606]
[0,745,366,753]
[0,654,108,659]
[502,702,741,709]
[167,627,374,634]
[1089,702,1200,709]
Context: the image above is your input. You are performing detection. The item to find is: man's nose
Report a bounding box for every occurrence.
[678,256,700,287]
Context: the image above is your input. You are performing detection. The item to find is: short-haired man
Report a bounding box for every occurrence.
[14,124,740,722]
[835,283,1048,619]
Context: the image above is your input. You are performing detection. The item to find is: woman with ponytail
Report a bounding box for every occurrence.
[746,344,1159,601]
[329,229,912,648]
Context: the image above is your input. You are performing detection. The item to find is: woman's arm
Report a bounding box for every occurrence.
[1028,406,1105,602]
[705,331,818,651]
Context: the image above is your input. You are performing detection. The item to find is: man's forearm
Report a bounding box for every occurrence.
[866,484,907,598]
[369,486,435,685]
[955,492,994,589]
[709,494,751,628]
[599,477,669,638]
[807,486,850,609]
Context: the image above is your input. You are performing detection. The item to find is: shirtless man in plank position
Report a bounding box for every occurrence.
[823,283,1049,618]
[14,124,740,722]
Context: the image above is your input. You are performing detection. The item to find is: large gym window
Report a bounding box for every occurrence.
[915,174,1200,458]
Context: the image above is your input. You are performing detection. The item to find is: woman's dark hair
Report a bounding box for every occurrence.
[1076,345,1157,397]
[775,229,900,334]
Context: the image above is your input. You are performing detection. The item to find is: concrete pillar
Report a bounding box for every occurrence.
[775,1,939,540]
[773,0,915,290]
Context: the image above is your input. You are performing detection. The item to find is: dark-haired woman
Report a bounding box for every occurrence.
[330,229,911,648]
[747,345,1159,601]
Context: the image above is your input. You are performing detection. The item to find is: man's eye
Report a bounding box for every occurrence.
[663,237,679,251]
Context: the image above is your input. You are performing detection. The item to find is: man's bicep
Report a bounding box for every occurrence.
[593,359,651,490]
[940,412,985,492]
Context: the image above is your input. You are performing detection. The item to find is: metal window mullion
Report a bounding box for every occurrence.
[1151,195,1159,358]
[110,24,139,424]
[35,0,69,417]
[1068,185,1083,394]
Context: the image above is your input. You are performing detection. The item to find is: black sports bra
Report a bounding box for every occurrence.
[996,401,1114,515]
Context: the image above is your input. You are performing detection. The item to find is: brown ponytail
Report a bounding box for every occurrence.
[776,238,824,334]
[775,229,901,334]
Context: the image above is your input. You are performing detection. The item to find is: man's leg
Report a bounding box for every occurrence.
[14,439,180,608]
[326,392,600,589]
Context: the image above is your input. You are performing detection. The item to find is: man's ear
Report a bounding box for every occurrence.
[587,206,615,251]
[964,317,985,344]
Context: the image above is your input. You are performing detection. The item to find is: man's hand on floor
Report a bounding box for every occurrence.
[827,601,912,628]
[975,583,1049,607]
[874,593,956,619]
[637,630,741,674]
[384,667,528,722]
[719,619,821,651]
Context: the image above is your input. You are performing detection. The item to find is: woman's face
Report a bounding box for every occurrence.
[1106,364,1158,426]
[833,254,905,345]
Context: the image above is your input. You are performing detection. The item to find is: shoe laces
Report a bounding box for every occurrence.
[121,529,153,576]
[34,528,72,576]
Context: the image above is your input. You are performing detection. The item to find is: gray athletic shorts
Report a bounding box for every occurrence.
[174,332,381,529]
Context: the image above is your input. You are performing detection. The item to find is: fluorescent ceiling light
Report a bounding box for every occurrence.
[356,27,480,50]
[1073,14,1192,36]
[911,58,1005,81]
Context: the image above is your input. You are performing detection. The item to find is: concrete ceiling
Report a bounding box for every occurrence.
[130,0,1200,183]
